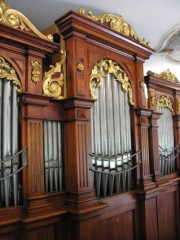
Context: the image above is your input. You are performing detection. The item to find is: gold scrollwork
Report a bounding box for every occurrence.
[156,96,173,113]
[140,80,145,89]
[0,0,53,41]
[79,8,151,47]
[149,90,156,106]
[176,99,180,112]
[0,56,22,92]
[147,69,179,83]
[90,59,134,105]
[31,61,41,83]
[43,49,66,99]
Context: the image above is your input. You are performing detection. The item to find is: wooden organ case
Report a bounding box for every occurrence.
[0,1,179,240]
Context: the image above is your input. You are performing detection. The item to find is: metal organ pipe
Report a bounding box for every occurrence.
[43,121,63,192]
[0,79,21,207]
[91,74,133,197]
[158,107,176,174]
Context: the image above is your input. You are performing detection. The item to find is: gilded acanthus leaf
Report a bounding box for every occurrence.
[0,56,22,92]
[147,69,179,83]
[43,50,66,99]
[79,8,151,47]
[0,0,53,41]
[157,96,173,113]
[90,59,134,105]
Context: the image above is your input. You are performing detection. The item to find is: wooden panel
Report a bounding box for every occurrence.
[77,122,89,188]
[25,225,54,240]
[157,188,178,240]
[144,198,158,240]
[80,217,99,240]
[0,232,23,240]
[100,210,136,240]
[27,119,44,195]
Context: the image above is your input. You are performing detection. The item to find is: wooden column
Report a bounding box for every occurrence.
[136,108,155,189]
[18,41,58,214]
[148,111,166,184]
[63,97,95,204]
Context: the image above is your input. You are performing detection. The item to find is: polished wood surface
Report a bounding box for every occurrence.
[0,8,179,240]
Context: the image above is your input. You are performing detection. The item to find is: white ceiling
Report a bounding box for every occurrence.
[7,0,180,79]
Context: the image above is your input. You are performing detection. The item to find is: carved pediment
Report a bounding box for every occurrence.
[78,8,151,48]
[0,0,53,41]
[147,69,179,83]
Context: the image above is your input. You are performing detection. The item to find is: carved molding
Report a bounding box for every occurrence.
[0,56,22,92]
[156,95,173,113]
[43,50,66,99]
[31,61,41,83]
[79,8,151,48]
[90,59,134,105]
[147,69,179,83]
[0,0,53,41]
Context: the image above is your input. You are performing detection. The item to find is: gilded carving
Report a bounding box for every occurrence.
[149,90,156,106]
[90,59,134,105]
[140,80,145,89]
[147,69,179,83]
[0,56,22,92]
[43,50,66,99]
[79,8,151,47]
[0,0,53,41]
[156,96,173,113]
[76,62,84,72]
[176,99,180,112]
[31,61,41,83]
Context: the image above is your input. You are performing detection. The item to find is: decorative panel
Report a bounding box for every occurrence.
[28,120,44,195]
[77,122,89,188]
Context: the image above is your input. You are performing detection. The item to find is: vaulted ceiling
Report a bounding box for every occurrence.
[7,0,180,79]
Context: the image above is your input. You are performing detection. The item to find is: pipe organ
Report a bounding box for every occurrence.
[90,59,141,197]
[0,1,180,240]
